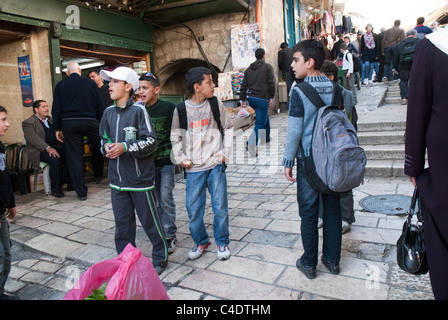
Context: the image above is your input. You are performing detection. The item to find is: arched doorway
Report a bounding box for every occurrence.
[157,58,221,100]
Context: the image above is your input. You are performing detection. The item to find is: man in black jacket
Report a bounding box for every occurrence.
[52,61,104,200]
[393,29,419,105]
[240,48,275,157]
[278,42,294,94]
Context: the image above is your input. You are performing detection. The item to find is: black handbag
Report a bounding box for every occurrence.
[396,187,428,274]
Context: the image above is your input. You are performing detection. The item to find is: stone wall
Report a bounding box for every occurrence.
[153,2,287,110]
[0,28,52,144]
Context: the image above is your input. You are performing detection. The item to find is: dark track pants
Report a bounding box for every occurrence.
[111,188,168,266]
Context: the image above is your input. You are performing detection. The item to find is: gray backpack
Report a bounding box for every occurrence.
[298,82,366,194]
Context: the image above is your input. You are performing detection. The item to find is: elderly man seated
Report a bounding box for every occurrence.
[22,100,69,197]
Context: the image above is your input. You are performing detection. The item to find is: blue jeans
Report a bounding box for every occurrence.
[154,164,177,238]
[296,158,342,267]
[186,164,230,247]
[383,46,394,81]
[247,96,270,151]
[0,213,11,295]
[363,61,379,81]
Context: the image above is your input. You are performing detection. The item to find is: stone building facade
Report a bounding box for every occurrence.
[153,0,286,112]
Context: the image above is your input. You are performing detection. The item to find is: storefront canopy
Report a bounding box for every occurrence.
[78,0,250,27]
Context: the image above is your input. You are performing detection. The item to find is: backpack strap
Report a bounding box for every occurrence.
[298,81,342,109]
[209,96,224,139]
[176,101,188,131]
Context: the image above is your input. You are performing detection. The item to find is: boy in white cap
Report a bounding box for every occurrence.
[99,67,168,275]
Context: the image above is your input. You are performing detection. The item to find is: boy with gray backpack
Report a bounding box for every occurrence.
[283,40,366,279]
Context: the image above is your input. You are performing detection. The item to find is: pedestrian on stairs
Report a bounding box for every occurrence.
[381,20,405,83]
[393,29,420,105]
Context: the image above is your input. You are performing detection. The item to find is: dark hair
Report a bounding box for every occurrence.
[339,43,347,51]
[280,42,288,49]
[185,67,212,94]
[292,39,326,71]
[0,105,6,114]
[255,48,265,60]
[88,69,100,76]
[32,100,46,114]
[417,17,425,25]
[320,60,339,80]
[139,72,160,87]
[394,19,401,26]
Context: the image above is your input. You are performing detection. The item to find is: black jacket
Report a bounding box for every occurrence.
[99,99,158,191]
[278,47,293,76]
[240,59,275,101]
[0,142,15,213]
[52,73,104,131]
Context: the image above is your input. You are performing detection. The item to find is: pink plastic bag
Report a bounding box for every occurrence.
[63,244,170,300]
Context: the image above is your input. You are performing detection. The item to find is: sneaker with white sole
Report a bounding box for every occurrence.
[188,242,211,260]
[217,246,230,260]
[167,237,177,254]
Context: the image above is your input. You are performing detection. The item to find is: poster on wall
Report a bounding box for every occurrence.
[230,23,261,70]
[18,55,34,107]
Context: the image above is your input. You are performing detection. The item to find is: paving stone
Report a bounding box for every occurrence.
[67,244,116,265]
[179,269,300,300]
[24,234,84,259]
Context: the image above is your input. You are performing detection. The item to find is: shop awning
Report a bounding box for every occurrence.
[77,0,250,27]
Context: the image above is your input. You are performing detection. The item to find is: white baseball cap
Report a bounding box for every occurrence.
[100,67,139,91]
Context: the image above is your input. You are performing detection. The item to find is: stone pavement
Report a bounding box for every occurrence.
[4,82,434,300]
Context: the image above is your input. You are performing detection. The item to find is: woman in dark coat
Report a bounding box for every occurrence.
[360,24,379,84]
[404,27,448,300]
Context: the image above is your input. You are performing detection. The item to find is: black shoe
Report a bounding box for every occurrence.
[154,261,167,275]
[79,196,87,201]
[321,255,340,275]
[0,293,20,300]
[51,192,64,198]
[296,258,316,279]
[245,142,258,157]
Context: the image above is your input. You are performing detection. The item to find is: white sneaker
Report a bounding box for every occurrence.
[317,217,323,228]
[217,246,231,260]
[342,221,352,234]
[401,98,408,105]
[188,242,211,260]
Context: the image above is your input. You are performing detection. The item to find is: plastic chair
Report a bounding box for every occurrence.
[34,161,51,196]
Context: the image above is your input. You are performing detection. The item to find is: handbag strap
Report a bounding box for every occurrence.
[408,186,423,223]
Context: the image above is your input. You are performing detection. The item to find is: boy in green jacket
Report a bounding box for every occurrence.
[139,72,178,254]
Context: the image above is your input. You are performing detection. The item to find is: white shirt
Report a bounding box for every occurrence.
[342,50,353,74]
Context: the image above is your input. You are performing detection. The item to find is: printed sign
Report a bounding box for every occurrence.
[18,55,34,107]
[231,23,261,70]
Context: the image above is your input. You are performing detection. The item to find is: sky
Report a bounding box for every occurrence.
[343,0,448,29]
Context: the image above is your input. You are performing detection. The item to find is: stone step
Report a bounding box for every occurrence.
[386,91,400,97]
[357,130,405,145]
[362,144,404,160]
[365,159,405,177]
[357,121,406,132]
[385,97,402,104]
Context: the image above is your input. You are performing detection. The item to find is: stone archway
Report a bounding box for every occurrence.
[157,58,221,98]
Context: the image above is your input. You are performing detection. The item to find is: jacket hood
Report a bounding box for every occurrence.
[427,26,448,56]
[249,59,265,70]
